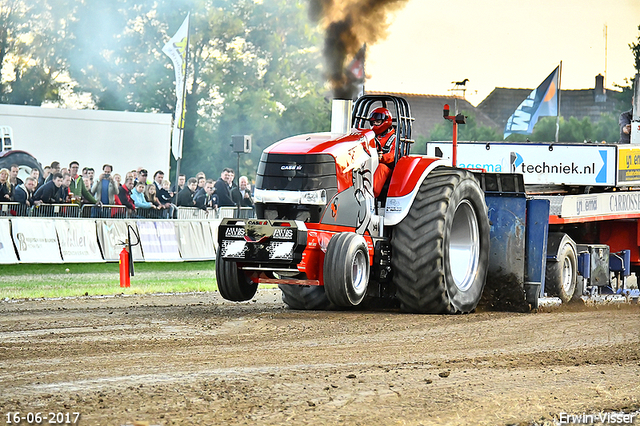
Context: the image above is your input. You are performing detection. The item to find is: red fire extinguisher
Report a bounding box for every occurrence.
[119,244,130,288]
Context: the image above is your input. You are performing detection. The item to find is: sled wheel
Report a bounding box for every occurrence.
[215,248,258,301]
[323,232,370,307]
[545,240,577,303]
[279,284,334,310]
[391,167,490,313]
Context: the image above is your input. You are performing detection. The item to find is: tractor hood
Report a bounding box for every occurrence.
[263,130,375,158]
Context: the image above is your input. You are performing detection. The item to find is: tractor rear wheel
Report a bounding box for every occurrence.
[279,284,333,310]
[391,167,490,313]
[215,248,258,301]
[323,232,370,307]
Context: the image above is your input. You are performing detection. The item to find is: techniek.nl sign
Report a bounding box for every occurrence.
[431,143,616,186]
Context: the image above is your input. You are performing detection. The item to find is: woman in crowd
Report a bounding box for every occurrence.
[0,168,11,201]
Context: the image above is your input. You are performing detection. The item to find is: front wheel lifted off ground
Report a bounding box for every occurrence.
[215,248,258,301]
[391,167,490,314]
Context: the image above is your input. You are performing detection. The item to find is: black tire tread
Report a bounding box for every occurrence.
[215,248,258,301]
[391,167,489,314]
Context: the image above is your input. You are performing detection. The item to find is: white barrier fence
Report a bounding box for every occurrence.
[0,217,222,264]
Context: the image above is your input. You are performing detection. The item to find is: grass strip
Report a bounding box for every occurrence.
[0,261,218,300]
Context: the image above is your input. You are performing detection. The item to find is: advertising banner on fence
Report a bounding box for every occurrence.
[54,220,103,262]
[137,221,181,261]
[0,220,18,264]
[96,220,144,262]
[11,218,62,263]
[175,221,215,260]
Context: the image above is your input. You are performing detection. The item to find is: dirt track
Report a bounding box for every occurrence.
[0,289,639,426]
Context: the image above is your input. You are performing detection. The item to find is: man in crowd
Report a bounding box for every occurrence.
[215,168,236,207]
[117,176,136,215]
[194,179,218,211]
[177,177,197,207]
[232,175,254,208]
[38,166,49,187]
[13,176,36,208]
[91,164,119,205]
[30,168,40,190]
[44,161,60,184]
[9,164,22,192]
[135,169,149,186]
[57,172,72,203]
[34,172,63,204]
[68,161,97,204]
[172,174,185,195]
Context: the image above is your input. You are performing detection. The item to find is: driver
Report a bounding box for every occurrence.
[369,107,396,197]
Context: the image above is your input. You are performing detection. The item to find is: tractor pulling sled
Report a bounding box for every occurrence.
[216,79,640,313]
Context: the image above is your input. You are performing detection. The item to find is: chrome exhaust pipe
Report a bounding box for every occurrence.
[331,99,353,134]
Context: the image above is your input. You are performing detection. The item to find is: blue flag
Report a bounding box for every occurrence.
[504,66,560,139]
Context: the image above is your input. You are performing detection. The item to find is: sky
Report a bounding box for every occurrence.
[365,0,640,106]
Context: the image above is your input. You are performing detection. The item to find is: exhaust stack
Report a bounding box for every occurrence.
[331,99,353,134]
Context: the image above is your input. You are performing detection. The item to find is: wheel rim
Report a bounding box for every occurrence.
[449,200,480,292]
[561,256,574,295]
[351,249,368,297]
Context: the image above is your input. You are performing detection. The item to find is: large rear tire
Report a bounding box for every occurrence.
[215,248,258,301]
[323,232,370,307]
[279,285,333,310]
[391,167,490,314]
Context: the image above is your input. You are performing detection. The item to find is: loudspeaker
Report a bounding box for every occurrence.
[232,135,252,153]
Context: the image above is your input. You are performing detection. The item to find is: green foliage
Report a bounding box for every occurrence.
[428,110,501,142]
[631,25,640,73]
[504,113,621,143]
[0,0,330,180]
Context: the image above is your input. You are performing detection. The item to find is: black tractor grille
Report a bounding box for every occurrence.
[256,153,338,195]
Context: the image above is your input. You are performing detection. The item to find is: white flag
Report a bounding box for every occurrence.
[162,13,190,160]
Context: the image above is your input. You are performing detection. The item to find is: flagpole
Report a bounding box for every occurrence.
[174,16,190,195]
[555,61,562,143]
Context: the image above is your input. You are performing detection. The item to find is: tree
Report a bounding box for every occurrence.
[0,0,73,105]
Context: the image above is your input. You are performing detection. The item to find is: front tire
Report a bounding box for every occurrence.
[215,248,258,301]
[323,232,370,307]
[391,167,490,313]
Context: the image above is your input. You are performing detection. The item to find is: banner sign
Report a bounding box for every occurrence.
[559,191,640,218]
[427,142,616,186]
[616,146,640,184]
[11,218,62,263]
[96,220,144,261]
[0,220,18,264]
[175,221,216,260]
[137,221,181,261]
[54,220,103,262]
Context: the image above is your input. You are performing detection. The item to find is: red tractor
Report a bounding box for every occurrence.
[216,95,491,313]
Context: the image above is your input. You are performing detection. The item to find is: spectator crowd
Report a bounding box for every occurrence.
[0,160,254,218]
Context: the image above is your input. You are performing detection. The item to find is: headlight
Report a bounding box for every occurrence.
[253,188,264,203]
[300,189,326,205]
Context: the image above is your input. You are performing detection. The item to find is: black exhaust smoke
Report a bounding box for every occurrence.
[309,0,409,99]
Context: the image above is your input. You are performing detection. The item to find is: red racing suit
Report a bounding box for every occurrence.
[373,128,396,198]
